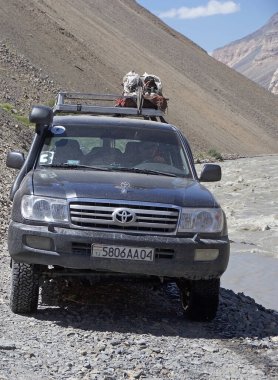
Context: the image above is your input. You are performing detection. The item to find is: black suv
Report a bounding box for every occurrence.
[6,92,229,320]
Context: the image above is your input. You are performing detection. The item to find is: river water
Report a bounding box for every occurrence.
[197,155,278,311]
[222,247,278,311]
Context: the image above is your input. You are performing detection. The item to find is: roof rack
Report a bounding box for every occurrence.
[53,90,167,122]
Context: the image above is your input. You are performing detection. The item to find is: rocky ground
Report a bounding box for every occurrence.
[0,261,277,380]
[0,115,278,379]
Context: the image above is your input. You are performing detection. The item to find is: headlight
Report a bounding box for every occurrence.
[178,208,223,233]
[21,195,69,223]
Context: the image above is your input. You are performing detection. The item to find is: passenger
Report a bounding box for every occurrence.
[140,142,166,163]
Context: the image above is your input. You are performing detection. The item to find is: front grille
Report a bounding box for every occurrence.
[72,242,91,255]
[70,200,179,234]
[155,248,175,259]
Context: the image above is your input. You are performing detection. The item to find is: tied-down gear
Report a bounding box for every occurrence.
[116,71,168,111]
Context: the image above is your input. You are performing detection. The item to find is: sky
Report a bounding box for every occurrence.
[136,0,278,52]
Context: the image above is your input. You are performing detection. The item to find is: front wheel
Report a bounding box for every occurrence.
[10,261,40,314]
[179,279,220,321]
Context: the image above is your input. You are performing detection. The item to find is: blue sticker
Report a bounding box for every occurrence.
[51,125,66,135]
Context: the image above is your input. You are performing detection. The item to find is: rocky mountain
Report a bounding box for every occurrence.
[269,67,278,94]
[212,13,278,95]
[0,0,277,156]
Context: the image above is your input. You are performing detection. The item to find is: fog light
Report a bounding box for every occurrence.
[194,249,219,261]
[25,235,53,251]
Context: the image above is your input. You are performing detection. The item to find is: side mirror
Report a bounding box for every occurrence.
[199,164,221,182]
[6,151,25,170]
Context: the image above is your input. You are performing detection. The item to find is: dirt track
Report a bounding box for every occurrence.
[0,241,277,380]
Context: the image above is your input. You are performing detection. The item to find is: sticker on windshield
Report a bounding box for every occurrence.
[39,151,54,165]
[67,160,80,165]
[51,125,66,135]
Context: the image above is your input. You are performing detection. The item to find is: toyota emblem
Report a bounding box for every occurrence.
[112,208,135,225]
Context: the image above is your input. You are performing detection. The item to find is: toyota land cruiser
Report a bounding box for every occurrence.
[6,92,229,321]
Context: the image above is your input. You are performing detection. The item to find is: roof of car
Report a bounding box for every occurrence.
[53,115,176,132]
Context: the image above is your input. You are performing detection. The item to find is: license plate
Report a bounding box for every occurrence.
[92,244,154,261]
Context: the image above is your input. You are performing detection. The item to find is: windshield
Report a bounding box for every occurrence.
[37,123,192,178]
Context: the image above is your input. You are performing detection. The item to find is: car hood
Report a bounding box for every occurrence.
[31,169,219,208]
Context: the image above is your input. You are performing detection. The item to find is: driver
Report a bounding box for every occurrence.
[140,142,165,163]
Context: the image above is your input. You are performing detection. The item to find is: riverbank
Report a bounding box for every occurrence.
[198,155,278,310]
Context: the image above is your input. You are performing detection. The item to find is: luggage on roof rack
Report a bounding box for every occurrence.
[118,71,168,112]
[53,90,167,122]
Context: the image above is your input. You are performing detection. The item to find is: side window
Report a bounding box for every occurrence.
[115,139,139,153]
[115,139,126,153]
[77,138,102,155]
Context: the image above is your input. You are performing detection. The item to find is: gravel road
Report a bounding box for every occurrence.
[0,243,277,380]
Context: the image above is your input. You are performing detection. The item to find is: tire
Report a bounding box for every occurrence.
[179,279,220,322]
[10,261,40,314]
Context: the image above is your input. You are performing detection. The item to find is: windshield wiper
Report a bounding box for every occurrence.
[40,163,110,171]
[40,164,179,177]
[111,167,178,177]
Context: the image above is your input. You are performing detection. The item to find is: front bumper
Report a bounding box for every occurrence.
[8,221,229,280]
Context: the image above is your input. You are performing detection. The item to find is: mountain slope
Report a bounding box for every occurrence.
[0,0,277,155]
[212,13,278,95]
